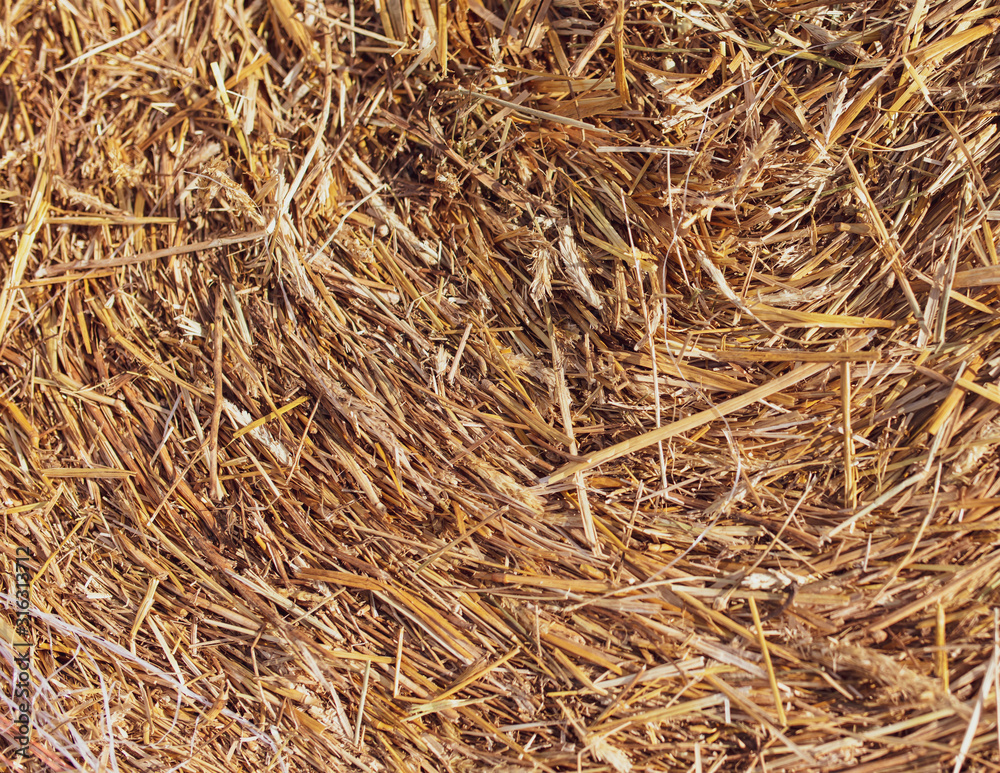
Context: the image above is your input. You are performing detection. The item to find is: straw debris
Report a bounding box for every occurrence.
[3,1,1000,771]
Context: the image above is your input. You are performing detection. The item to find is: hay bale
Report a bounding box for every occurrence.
[2,1,1000,771]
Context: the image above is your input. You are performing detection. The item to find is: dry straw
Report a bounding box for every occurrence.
[2,1,1000,771]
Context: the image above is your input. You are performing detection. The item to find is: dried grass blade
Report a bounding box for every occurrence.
[542,361,831,484]
[0,162,47,342]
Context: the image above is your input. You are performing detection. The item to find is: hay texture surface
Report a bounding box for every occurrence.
[3,1,1000,771]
